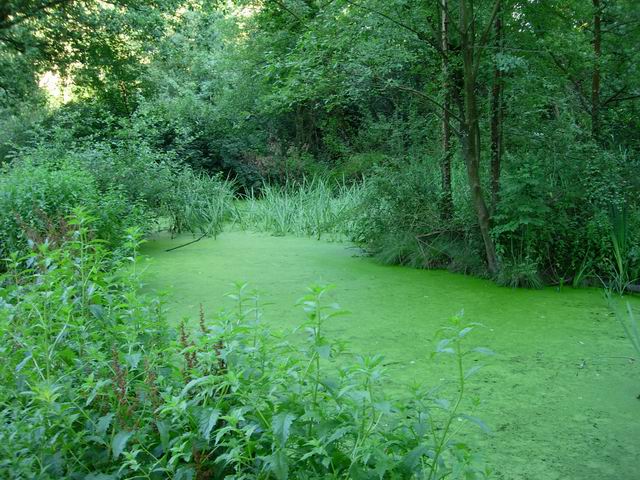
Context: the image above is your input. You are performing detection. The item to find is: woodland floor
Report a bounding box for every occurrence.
[142,230,640,480]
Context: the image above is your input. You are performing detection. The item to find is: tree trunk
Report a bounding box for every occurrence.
[440,0,453,221]
[490,1,503,211]
[460,0,499,274]
[592,0,602,141]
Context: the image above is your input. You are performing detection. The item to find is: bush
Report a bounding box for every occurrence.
[0,159,146,260]
[69,138,176,211]
[352,160,483,274]
[495,256,544,289]
[492,149,640,287]
[328,151,389,183]
[0,212,169,478]
[0,137,239,261]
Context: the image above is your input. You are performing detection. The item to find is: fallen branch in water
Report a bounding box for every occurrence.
[165,234,206,252]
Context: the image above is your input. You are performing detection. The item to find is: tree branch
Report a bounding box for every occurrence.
[473,0,502,77]
[269,0,303,23]
[604,93,640,105]
[343,0,442,54]
[546,50,592,114]
[392,82,463,128]
[434,0,463,36]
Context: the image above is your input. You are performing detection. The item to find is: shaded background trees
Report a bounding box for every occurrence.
[1,0,638,286]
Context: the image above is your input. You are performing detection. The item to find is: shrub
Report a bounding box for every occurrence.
[352,159,483,274]
[328,151,389,183]
[493,149,640,287]
[495,256,544,289]
[0,159,146,260]
[0,211,169,478]
[0,138,239,260]
[69,138,176,211]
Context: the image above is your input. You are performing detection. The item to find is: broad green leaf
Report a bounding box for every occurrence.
[316,344,331,359]
[199,408,221,439]
[272,412,295,446]
[112,431,133,459]
[89,304,104,319]
[96,413,114,436]
[157,420,170,450]
[465,365,483,379]
[180,375,214,397]
[472,347,495,356]
[175,467,195,480]
[268,449,289,480]
[458,326,473,338]
[125,352,142,369]
[401,445,429,471]
[458,414,492,434]
[436,339,455,354]
[86,379,111,407]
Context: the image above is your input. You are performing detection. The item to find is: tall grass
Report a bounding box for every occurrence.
[165,169,237,238]
[237,177,364,240]
[608,292,640,359]
[608,206,639,294]
[619,302,640,356]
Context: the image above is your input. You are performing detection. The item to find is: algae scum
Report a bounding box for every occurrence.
[142,231,639,480]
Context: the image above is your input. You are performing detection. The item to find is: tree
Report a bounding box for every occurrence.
[0,0,177,112]
[457,0,501,273]
[490,0,504,210]
[440,0,453,221]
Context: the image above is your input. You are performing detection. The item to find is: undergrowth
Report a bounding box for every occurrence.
[0,148,237,262]
[165,169,236,239]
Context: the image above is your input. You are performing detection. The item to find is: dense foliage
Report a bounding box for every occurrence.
[0,138,236,261]
[2,0,638,288]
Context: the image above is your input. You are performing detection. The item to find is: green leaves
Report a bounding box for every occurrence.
[457,414,492,435]
[111,431,133,460]
[272,412,296,447]
[472,347,495,356]
[96,413,115,437]
[199,408,221,439]
[436,338,455,354]
[0,228,494,480]
[267,449,289,480]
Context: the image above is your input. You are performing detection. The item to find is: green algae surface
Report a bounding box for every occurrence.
[141,231,639,480]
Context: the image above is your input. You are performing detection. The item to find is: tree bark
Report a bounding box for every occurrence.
[592,0,602,141]
[460,0,499,274]
[440,0,453,221]
[490,1,503,211]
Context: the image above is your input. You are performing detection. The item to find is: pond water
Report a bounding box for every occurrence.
[142,230,639,480]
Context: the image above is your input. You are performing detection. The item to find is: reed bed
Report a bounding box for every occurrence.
[236,177,364,241]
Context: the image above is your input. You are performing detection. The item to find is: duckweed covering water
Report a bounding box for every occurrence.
[142,231,639,480]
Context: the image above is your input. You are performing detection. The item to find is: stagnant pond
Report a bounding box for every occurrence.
[142,230,639,480]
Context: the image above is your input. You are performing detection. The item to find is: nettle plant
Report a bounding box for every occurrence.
[154,284,494,480]
[0,211,494,479]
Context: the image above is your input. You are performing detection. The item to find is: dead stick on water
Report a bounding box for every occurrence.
[576,355,636,374]
[165,234,207,252]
